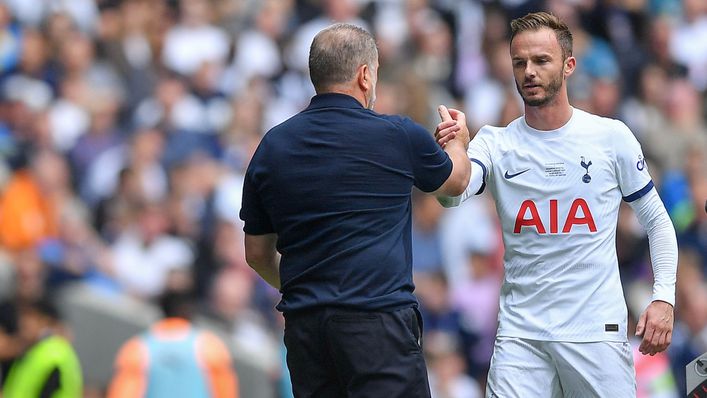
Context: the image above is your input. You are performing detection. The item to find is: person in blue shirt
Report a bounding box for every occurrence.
[239,23,470,398]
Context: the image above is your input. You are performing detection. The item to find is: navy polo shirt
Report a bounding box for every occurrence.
[240,93,452,313]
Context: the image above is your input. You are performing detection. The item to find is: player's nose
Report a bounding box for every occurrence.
[524,64,536,78]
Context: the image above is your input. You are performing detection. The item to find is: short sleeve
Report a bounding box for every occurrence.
[403,118,453,192]
[613,121,653,202]
[466,126,494,195]
[239,152,275,235]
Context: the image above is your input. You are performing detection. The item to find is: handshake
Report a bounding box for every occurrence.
[434,105,470,149]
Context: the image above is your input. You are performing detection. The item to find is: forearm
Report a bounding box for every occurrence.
[437,160,483,208]
[244,233,281,289]
[436,140,471,197]
[247,256,281,290]
[628,189,678,305]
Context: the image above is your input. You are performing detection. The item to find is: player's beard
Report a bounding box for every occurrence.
[516,70,563,107]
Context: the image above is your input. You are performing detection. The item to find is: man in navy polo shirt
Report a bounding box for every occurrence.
[240,23,470,398]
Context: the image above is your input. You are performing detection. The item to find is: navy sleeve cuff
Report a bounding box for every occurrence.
[622,180,654,202]
[471,158,487,195]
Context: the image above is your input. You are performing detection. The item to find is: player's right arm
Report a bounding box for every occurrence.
[239,146,281,290]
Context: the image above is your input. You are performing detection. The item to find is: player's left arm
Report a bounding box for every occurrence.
[628,189,677,355]
[613,121,678,356]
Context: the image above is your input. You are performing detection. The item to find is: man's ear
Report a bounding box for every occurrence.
[357,64,370,92]
[564,56,576,78]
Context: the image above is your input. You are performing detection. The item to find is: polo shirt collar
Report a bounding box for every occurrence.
[307,93,365,110]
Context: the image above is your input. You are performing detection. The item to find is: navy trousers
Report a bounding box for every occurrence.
[283,306,431,398]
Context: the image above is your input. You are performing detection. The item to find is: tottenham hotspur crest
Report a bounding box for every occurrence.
[580,156,592,183]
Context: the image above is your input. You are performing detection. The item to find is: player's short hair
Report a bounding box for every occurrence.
[510,12,573,60]
[308,23,378,93]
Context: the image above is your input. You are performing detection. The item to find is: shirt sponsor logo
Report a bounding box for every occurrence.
[514,198,597,234]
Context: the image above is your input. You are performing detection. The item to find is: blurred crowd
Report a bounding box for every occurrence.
[0,0,704,396]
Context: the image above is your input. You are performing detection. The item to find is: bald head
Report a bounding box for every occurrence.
[308,23,378,93]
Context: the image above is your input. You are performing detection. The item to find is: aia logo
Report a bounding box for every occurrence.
[514,198,597,234]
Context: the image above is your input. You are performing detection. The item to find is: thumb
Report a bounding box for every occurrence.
[438,105,452,122]
[448,108,466,124]
[635,311,647,336]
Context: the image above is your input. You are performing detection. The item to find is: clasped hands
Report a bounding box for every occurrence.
[435,105,470,149]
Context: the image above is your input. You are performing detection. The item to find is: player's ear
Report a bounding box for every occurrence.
[563,56,576,78]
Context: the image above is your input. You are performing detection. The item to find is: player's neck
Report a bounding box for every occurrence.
[524,96,573,131]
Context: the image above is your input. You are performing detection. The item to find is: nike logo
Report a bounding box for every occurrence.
[504,169,530,179]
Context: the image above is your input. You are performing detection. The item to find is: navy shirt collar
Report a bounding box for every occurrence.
[306,93,365,110]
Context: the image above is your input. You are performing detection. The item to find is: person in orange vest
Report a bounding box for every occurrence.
[107,289,239,398]
[0,150,66,251]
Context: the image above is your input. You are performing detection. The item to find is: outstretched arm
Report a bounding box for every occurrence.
[629,189,678,356]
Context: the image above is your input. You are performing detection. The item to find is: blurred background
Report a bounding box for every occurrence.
[0,0,704,397]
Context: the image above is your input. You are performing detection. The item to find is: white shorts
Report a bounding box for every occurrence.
[486,337,636,398]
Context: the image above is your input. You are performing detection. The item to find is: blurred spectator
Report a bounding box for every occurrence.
[39,200,115,290]
[68,89,123,187]
[3,0,97,33]
[84,127,167,206]
[412,191,445,274]
[161,0,230,77]
[426,331,482,398]
[285,0,368,73]
[641,79,707,174]
[108,288,239,398]
[223,0,292,95]
[438,195,500,291]
[96,0,161,110]
[110,200,194,298]
[676,148,707,272]
[3,296,82,398]
[450,249,501,378]
[0,150,76,251]
[464,39,518,130]
[0,3,21,75]
[57,30,124,105]
[197,268,280,375]
[415,271,477,373]
[669,0,707,89]
[134,72,223,140]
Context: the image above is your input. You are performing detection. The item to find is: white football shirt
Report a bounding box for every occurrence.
[460,108,657,342]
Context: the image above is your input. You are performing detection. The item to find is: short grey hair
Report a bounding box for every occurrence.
[308,23,378,93]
